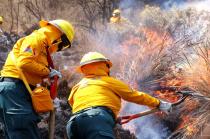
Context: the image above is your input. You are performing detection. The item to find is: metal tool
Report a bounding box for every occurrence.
[177,90,210,101]
[117,91,193,125]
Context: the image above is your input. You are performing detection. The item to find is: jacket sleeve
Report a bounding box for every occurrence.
[109,77,160,107]
[16,34,50,77]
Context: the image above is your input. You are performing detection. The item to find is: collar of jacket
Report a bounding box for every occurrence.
[81,62,110,77]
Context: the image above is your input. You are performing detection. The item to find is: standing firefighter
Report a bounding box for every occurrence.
[110,9,122,23]
[108,9,134,41]
[0,16,3,24]
[109,9,133,26]
[66,52,172,139]
[0,19,74,139]
[0,16,3,33]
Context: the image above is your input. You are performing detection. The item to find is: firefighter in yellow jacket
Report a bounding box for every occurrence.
[110,9,126,24]
[0,19,74,139]
[0,16,3,24]
[0,16,3,33]
[66,52,172,139]
[109,9,134,33]
[108,9,135,43]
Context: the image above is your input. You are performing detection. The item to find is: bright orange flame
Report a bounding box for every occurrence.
[140,28,172,47]
[119,26,176,136]
[154,76,185,102]
[154,90,180,102]
[119,27,172,58]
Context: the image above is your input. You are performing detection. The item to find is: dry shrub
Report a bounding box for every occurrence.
[100,5,210,139]
[2,0,210,138]
[169,44,210,139]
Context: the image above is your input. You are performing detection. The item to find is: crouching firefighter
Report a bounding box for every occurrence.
[0,19,74,139]
[66,52,172,139]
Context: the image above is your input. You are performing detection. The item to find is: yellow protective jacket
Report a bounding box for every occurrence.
[68,76,160,118]
[110,17,128,24]
[109,17,134,34]
[1,30,50,86]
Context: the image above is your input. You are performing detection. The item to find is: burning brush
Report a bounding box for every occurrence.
[117,90,208,125]
[168,47,210,139]
[87,4,210,139]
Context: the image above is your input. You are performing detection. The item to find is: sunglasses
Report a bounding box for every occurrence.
[52,34,71,51]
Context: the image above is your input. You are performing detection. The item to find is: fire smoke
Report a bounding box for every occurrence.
[75,0,210,138]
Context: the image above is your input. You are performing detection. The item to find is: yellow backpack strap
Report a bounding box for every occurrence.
[11,51,33,95]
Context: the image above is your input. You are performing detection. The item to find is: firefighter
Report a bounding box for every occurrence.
[110,9,121,23]
[0,19,74,139]
[0,16,3,33]
[0,16,3,25]
[109,9,135,42]
[109,9,132,26]
[66,52,172,139]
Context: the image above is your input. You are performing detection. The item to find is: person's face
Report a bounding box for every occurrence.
[112,13,120,18]
[48,34,71,53]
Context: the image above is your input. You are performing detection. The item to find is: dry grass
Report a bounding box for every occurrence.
[1,1,210,138]
[97,6,210,139]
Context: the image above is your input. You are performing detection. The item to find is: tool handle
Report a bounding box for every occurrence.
[49,109,55,139]
[50,76,59,99]
[117,91,190,125]
[117,108,159,124]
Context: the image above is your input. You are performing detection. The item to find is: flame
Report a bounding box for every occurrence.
[154,90,179,103]
[154,76,184,103]
[107,6,210,139]
[118,26,175,137]
[178,115,191,129]
[117,22,203,138]
[177,115,199,136]
[186,125,198,136]
[119,27,172,58]
[140,28,172,47]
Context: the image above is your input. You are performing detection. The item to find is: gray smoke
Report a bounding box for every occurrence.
[120,103,171,139]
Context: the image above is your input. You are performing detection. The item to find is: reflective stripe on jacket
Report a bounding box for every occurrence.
[68,76,160,118]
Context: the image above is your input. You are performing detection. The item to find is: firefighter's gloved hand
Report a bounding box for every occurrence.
[159,100,172,114]
[49,69,62,79]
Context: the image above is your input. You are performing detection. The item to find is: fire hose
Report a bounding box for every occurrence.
[117,90,210,125]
